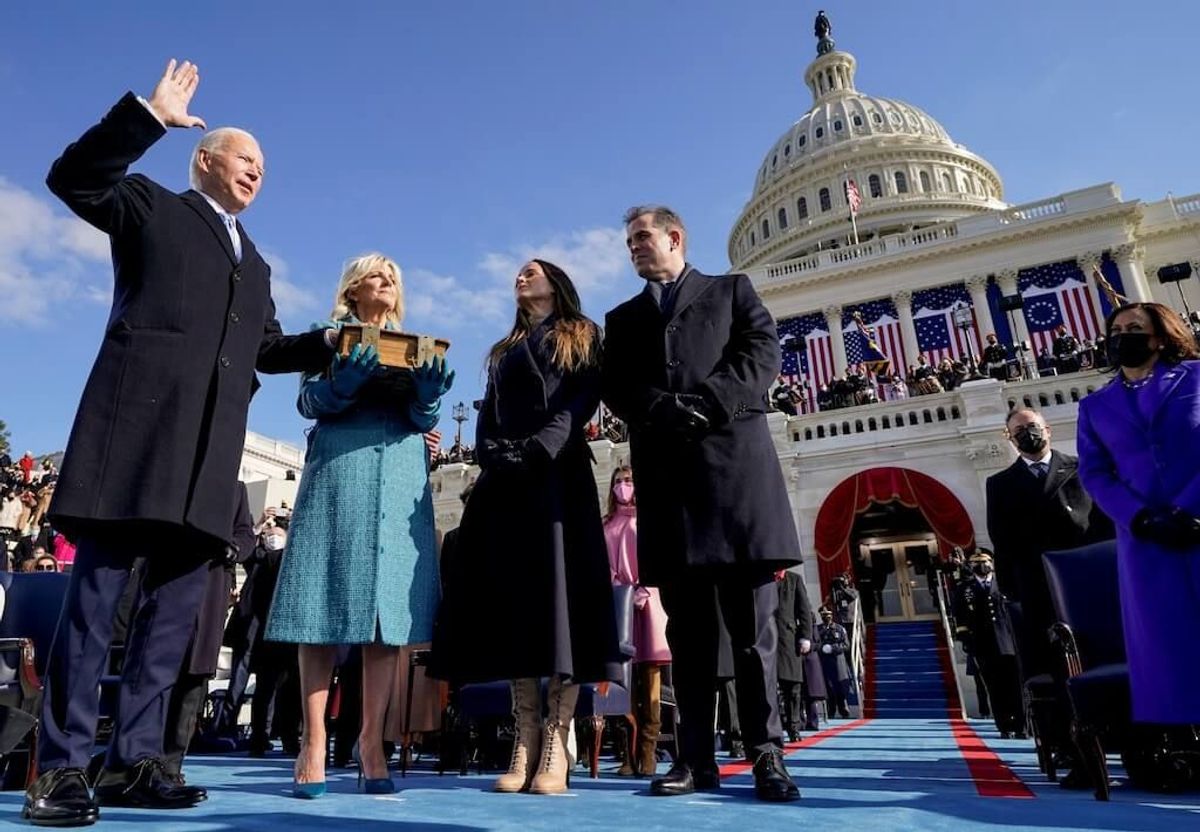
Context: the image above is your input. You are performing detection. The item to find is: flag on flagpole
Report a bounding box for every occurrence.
[1091,263,1127,309]
[845,178,862,217]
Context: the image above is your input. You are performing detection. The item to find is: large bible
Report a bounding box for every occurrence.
[334,324,451,404]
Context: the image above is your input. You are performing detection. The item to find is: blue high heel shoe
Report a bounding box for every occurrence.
[292,781,327,799]
[354,745,396,795]
[292,752,326,799]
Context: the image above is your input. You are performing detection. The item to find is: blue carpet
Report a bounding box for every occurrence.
[1,720,1196,830]
[869,622,954,719]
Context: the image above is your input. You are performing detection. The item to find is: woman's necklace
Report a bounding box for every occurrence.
[1121,372,1153,390]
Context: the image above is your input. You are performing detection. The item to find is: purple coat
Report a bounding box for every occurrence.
[1076,360,1200,723]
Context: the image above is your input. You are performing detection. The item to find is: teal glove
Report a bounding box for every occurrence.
[413,355,455,405]
[331,343,380,398]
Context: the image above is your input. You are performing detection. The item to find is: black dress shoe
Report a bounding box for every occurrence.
[728,740,745,760]
[752,750,800,802]
[1058,767,1091,790]
[94,758,207,809]
[22,767,100,827]
[649,761,720,796]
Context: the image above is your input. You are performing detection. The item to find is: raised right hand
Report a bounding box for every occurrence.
[146,59,207,129]
[331,343,380,398]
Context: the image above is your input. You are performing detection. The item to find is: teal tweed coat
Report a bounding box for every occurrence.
[265,319,442,646]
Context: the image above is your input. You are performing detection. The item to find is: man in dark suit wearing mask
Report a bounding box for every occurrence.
[986,409,1114,672]
[602,205,801,802]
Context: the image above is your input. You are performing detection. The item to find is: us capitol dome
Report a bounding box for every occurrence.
[729,18,1006,269]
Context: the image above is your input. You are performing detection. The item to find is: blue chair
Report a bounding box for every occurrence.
[0,571,70,788]
[1043,541,1128,800]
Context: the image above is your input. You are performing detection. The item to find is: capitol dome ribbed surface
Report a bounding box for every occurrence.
[730,24,1007,271]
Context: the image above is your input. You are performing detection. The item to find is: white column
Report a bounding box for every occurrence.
[1076,252,1108,323]
[1113,243,1153,303]
[824,305,848,378]
[996,268,1033,349]
[892,289,921,369]
[965,274,995,343]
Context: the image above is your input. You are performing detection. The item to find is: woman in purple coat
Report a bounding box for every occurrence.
[1075,301,1200,724]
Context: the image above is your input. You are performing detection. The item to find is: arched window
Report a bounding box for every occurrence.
[783,143,791,157]
[942,172,953,191]
[815,126,825,138]
[750,230,756,246]
[894,171,909,194]
[798,134,807,147]
[834,119,844,132]
[919,170,931,192]
[868,174,882,198]
[819,188,831,212]
[761,218,770,240]
[872,111,883,124]
[777,207,788,229]
[853,114,863,127]
[797,197,808,219]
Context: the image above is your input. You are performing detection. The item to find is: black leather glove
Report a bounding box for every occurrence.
[647,393,714,441]
[1132,506,1200,549]
[490,437,547,472]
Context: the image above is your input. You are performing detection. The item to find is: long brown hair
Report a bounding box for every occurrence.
[604,465,635,521]
[487,259,599,372]
[1104,301,1200,370]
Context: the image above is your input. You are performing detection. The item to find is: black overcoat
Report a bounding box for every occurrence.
[431,319,622,684]
[985,449,1113,658]
[774,571,806,683]
[601,268,802,585]
[46,93,331,549]
[952,578,1017,658]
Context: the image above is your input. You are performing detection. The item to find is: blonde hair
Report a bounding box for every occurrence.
[330,253,404,326]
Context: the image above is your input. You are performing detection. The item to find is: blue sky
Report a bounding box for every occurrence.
[1,0,1196,456]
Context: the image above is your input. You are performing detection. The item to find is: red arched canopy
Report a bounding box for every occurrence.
[813,467,975,597]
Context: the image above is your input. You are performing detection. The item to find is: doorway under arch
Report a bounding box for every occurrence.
[813,467,975,599]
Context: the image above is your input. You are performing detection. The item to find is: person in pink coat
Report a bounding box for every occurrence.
[603,465,670,776]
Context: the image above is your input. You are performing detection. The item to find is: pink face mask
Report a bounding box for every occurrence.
[613,481,635,504]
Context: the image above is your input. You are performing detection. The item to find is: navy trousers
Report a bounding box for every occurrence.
[659,571,782,767]
[38,534,211,770]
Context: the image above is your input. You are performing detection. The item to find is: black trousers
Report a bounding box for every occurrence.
[659,571,782,767]
[162,670,208,776]
[213,616,259,736]
[38,535,210,770]
[976,652,1023,733]
[779,680,804,735]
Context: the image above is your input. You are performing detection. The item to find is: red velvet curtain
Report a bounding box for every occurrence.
[812,467,975,597]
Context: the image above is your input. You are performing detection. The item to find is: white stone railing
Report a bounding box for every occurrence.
[755,184,1119,286]
[785,370,1108,446]
[1173,193,1200,217]
[243,430,305,466]
[999,195,1066,222]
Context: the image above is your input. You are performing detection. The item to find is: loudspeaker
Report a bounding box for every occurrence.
[999,294,1024,311]
[1157,262,1193,283]
[780,334,807,354]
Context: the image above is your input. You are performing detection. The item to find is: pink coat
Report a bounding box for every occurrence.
[52,534,76,568]
[604,506,670,663]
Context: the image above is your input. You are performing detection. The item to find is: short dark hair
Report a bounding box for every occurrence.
[622,204,686,237]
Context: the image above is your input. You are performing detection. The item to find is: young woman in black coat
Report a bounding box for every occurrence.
[432,259,621,795]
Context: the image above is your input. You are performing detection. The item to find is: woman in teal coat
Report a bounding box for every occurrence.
[266,252,453,797]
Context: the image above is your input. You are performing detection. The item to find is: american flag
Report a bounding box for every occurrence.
[778,303,907,406]
[1018,260,1102,355]
[845,178,862,217]
[912,283,981,365]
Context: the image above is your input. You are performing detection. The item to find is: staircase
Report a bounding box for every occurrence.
[865,621,957,718]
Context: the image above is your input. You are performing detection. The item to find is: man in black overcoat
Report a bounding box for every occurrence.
[986,408,1114,678]
[24,61,333,826]
[602,205,802,802]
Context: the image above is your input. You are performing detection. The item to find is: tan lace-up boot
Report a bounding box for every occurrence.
[493,678,543,793]
[529,677,579,794]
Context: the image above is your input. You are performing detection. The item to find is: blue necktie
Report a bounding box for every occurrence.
[659,280,676,315]
[222,213,243,262]
[1031,461,1049,480]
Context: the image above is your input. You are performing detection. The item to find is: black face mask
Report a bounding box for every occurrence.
[1107,333,1156,368]
[1013,423,1047,455]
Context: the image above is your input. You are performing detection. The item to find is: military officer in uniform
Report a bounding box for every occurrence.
[981,333,1011,381]
[952,550,1024,737]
